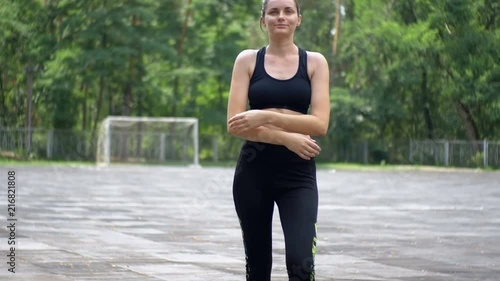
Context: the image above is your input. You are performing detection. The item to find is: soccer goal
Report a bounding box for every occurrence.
[96,116,199,167]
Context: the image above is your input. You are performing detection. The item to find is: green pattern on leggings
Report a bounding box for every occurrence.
[311,223,317,281]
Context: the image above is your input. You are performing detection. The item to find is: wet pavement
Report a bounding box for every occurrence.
[0,165,499,280]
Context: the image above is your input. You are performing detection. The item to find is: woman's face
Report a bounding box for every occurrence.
[261,0,301,35]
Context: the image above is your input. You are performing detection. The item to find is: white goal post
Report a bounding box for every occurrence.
[96,116,199,167]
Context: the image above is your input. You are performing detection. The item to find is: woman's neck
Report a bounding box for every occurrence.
[266,39,297,56]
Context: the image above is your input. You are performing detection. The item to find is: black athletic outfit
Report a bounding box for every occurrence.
[233,46,318,281]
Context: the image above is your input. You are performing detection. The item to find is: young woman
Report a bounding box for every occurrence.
[227,0,330,280]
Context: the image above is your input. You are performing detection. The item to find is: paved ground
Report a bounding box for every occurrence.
[0,165,499,280]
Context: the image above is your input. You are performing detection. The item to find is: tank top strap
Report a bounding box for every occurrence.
[258,46,267,61]
[298,47,309,79]
[251,47,267,82]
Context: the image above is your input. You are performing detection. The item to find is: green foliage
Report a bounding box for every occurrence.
[469,152,485,168]
[0,0,499,161]
[336,0,500,143]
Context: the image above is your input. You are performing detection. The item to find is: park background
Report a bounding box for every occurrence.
[0,0,499,168]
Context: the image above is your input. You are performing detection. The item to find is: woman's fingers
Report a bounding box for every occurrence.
[305,150,318,158]
[228,114,244,127]
[304,140,321,157]
[229,113,259,130]
[307,140,321,152]
[228,118,248,130]
[230,124,248,133]
[298,152,311,160]
[228,117,240,127]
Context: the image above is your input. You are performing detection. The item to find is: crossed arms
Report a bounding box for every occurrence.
[226,49,330,160]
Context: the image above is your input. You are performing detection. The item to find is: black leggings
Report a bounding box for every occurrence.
[233,141,318,281]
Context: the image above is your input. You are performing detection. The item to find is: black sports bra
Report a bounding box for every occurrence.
[248,46,311,114]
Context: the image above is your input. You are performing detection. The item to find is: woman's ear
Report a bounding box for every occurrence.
[260,17,266,27]
[297,15,302,26]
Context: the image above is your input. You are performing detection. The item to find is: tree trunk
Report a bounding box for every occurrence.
[25,62,34,151]
[123,83,132,116]
[91,23,108,156]
[0,71,6,126]
[333,0,341,56]
[169,79,178,160]
[165,0,192,161]
[120,83,132,161]
[421,69,434,139]
[136,92,143,161]
[177,0,192,59]
[81,82,88,158]
[454,99,480,153]
[90,75,105,155]
[171,0,193,117]
[82,82,88,130]
[108,85,113,115]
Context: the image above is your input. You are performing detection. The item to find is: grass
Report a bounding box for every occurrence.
[0,158,196,167]
[316,162,398,170]
[0,157,497,171]
[316,162,496,172]
[0,158,95,167]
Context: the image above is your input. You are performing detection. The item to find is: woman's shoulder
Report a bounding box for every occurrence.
[233,49,259,71]
[305,50,328,64]
[236,49,259,62]
[232,49,260,76]
[304,50,329,78]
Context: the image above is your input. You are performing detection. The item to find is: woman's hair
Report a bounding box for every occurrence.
[261,0,301,18]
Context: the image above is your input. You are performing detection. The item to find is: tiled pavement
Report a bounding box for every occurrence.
[0,165,499,280]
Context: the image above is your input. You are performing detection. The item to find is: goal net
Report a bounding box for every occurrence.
[96,116,199,167]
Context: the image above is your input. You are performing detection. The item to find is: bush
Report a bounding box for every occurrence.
[469,152,484,167]
[371,149,389,164]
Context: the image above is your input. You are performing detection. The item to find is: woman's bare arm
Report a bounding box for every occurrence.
[226,50,287,145]
[226,50,321,159]
[228,52,330,136]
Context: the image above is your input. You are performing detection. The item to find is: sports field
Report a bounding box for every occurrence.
[0,165,499,280]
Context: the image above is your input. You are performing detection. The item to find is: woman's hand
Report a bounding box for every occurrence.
[228,110,270,133]
[283,133,321,160]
